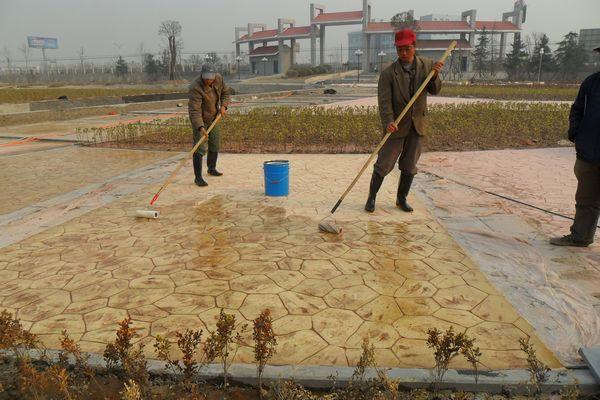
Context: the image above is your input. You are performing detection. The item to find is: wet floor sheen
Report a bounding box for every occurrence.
[0,146,172,215]
[0,152,561,369]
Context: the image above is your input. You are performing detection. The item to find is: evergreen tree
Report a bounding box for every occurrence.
[555,31,587,81]
[472,28,490,78]
[143,54,160,75]
[503,35,528,80]
[115,56,128,77]
[143,53,167,81]
[528,34,555,80]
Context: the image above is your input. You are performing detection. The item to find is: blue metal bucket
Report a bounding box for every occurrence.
[263,160,289,196]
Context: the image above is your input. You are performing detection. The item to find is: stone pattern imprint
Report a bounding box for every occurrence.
[0,155,561,371]
[0,146,172,215]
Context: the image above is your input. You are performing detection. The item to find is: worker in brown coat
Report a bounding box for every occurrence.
[188,64,231,186]
[365,28,444,213]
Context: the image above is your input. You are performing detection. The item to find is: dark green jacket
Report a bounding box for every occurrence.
[188,74,231,130]
[378,56,442,137]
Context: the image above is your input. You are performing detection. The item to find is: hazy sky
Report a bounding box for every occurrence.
[1,0,598,65]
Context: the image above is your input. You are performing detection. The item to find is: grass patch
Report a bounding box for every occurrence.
[78,103,571,153]
[0,87,184,104]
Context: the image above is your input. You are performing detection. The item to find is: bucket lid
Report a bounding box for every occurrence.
[264,160,289,166]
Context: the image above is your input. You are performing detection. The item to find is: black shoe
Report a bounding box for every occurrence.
[396,173,414,212]
[195,177,208,187]
[193,153,208,186]
[550,234,591,247]
[364,171,384,213]
[568,205,599,246]
[396,198,414,212]
[207,151,223,176]
[365,198,376,213]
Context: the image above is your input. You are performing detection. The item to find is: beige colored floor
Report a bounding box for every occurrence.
[0,147,172,215]
[0,153,561,370]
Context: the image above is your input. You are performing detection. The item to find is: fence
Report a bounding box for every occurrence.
[0,62,245,85]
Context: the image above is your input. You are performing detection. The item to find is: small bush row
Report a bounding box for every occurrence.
[441,84,578,101]
[0,309,579,399]
[286,65,333,78]
[77,103,571,154]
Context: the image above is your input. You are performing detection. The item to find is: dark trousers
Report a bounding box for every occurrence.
[571,158,600,242]
[192,124,221,155]
[373,125,423,177]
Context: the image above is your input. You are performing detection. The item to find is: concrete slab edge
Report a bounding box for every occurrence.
[0,136,80,143]
[0,99,189,127]
[579,347,600,383]
[0,152,185,248]
[4,349,598,395]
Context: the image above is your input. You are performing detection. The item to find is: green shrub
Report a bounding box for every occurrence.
[442,83,578,101]
[285,65,332,78]
[78,102,571,153]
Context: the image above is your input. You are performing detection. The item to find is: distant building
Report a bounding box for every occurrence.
[249,45,291,75]
[421,14,461,21]
[579,28,600,64]
[419,14,461,40]
[234,0,526,75]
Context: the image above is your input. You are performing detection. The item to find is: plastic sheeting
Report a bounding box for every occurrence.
[418,173,600,367]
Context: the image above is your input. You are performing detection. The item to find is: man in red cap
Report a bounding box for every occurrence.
[365,28,444,213]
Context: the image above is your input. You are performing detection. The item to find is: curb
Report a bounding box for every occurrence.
[9,349,599,395]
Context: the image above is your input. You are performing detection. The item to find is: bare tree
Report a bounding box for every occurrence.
[1,47,12,71]
[79,46,85,74]
[390,11,419,32]
[158,20,183,80]
[20,43,30,69]
[186,54,203,72]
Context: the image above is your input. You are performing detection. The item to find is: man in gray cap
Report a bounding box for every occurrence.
[188,64,231,186]
[551,46,600,247]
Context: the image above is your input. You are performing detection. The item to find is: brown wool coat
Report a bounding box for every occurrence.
[377,56,442,138]
[188,74,231,130]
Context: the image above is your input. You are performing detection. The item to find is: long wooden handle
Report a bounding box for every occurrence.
[150,114,222,205]
[330,41,456,214]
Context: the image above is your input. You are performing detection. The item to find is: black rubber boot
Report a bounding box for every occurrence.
[207,151,223,176]
[364,171,384,213]
[550,205,599,247]
[193,153,208,186]
[396,173,415,212]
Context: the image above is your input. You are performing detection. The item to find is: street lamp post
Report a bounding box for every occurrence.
[204,54,213,69]
[537,48,545,83]
[236,56,242,80]
[261,57,268,76]
[354,49,363,83]
[378,50,386,73]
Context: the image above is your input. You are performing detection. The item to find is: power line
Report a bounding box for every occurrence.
[0,37,586,67]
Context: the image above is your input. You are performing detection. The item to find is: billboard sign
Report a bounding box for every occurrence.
[27,36,58,49]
